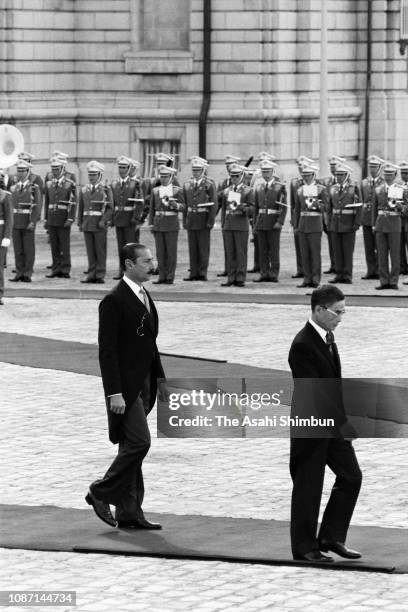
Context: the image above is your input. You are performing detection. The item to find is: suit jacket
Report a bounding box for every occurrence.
[288,322,347,438]
[98,280,165,444]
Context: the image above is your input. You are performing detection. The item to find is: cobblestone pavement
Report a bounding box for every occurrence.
[1,299,408,611]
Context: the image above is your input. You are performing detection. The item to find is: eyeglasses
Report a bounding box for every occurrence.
[136,312,149,336]
[323,306,346,317]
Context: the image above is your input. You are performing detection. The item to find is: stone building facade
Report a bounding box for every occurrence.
[0,0,407,182]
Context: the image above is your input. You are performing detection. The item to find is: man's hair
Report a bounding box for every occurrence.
[311,285,344,311]
[120,243,147,270]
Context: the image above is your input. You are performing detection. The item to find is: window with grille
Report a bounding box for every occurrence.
[141,140,180,178]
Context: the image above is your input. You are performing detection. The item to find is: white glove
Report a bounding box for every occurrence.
[1,238,10,248]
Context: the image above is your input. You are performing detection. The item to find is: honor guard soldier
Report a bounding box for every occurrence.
[360,155,384,280]
[253,158,287,282]
[399,161,408,284]
[78,161,113,284]
[320,156,346,274]
[290,156,315,278]
[9,159,42,282]
[182,157,216,281]
[0,167,15,191]
[111,156,146,279]
[328,162,362,284]
[148,164,185,284]
[372,162,407,290]
[217,155,240,277]
[293,163,329,288]
[0,185,12,304]
[220,163,254,287]
[17,152,44,199]
[129,158,142,180]
[44,151,77,184]
[144,153,180,202]
[43,156,77,278]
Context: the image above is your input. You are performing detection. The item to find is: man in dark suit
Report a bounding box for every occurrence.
[288,284,362,562]
[86,243,167,529]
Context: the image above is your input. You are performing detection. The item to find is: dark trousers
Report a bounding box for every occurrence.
[187,228,211,278]
[400,226,408,273]
[252,228,260,271]
[362,224,378,276]
[0,245,6,297]
[92,395,151,520]
[299,232,321,285]
[327,230,335,268]
[224,230,249,283]
[115,226,140,273]
[84,230,107,280]
[332,231,356,281]
[49,226,71,274]
[221,229,227,273]
[376,231,401,287]
[290,438,362,557]
[294,230,303,275]
[12,228,35,278]
[153,230,178,281]
[258,229,281,280]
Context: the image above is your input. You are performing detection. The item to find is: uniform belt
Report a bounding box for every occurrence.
[378,210,400,216]
[84,210,102,216]
[333,209,354,215]
[114,206,134,211]
[13,209,30,214]
[187,207,206,213]
[50,204,69,210]
[0,220,4,225]
[259,209,279,214]
[155,211,177,216]
[300,211,321,216]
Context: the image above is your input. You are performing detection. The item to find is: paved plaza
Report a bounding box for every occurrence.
[1,286,407,611]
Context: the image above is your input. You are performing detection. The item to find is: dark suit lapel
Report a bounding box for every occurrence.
[305,322,339,376]
[144,287,158,334]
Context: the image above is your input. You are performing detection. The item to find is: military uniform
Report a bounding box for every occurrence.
[328,166,362,283]
[78,162,113,283]
[220,165,254,286]
[149,166,185,284]
[400,162,408,284]
[183,161,216,280]
[44,168,76,277]
[372,166,407,289]
[0,188,12,301]
[293,166,328,287]
[111,156,146,276]
[290,176,304,276]
[10,173,42,281]
[253,164,287,281]
[360,171,383,279]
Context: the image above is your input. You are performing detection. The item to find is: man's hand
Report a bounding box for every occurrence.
[157,380,170,403]
[26,222,35,231]
[109,394,126,414]
[1,238,10,248]
[63,219,73,228]
[273,222,283,230]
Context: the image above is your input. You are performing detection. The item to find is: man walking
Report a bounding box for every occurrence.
[288,284,362,562]
[86,243,167,529]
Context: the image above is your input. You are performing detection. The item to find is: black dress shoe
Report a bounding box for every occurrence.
[297,282,310,288]
[293,550,334,562]
[324,268,335,274]
[94,278,105,284]
[45,273,59,278]
[117,518,162,530]
[328,277,341,284]
[217,271,227,277]
[253,277,268,282]
[291,273,303,278]
[197,276,208,281]
[60,273,70,279]
[247,268,260,273]
[319,540,361,559]
[341,278,352,284]
[0,298,4,305]
[85,490,117,527]
[81,278,96,284]
[234,281,245,287]
[375,284,389,290]
[310,282,319,288]
[183,276,198,281]
[361,274,376,280]
[221,281,234,287]
[389,284,399,290]
[112,274,123,280]
[269,278,278,283]
[404,281,408,285]
[9,276,22,282]
[164,280,174,284]
[153,280,166,284]
[21,276,32,282]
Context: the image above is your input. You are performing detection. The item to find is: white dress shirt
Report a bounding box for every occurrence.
[308,317,328,344]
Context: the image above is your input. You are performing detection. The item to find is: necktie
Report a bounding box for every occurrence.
[19,182,24,192]
[326,331,335,356]
[326,331,341,373]
[139,287,150,312]
[91,185,95,194]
